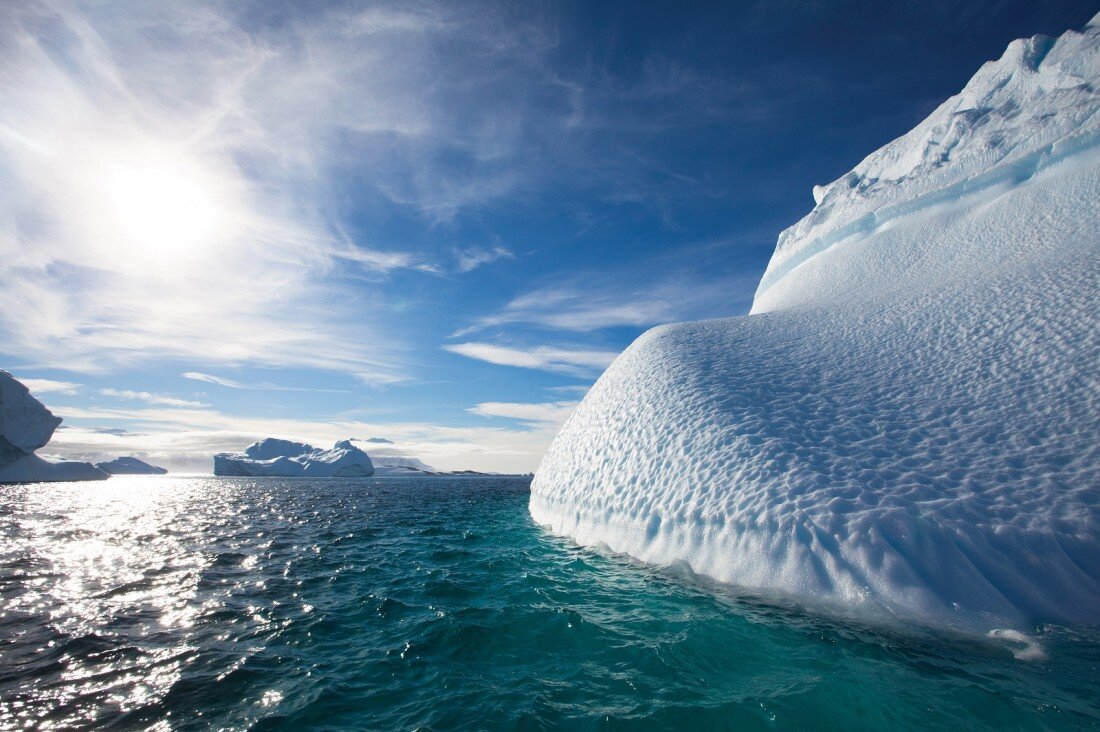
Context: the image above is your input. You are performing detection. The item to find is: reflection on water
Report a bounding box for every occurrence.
[1,478,228,727]
[1,476,1098,730]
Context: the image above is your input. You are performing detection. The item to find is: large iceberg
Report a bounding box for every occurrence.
[0,371,107,483]
[214,438,375,477]
[531,16,1100,632]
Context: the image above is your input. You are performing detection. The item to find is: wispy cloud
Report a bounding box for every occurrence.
[181,372,352,392]
[15,377,81,395]
[100,388,208,408]
[0,1,575,379]
[47,403,564,473]
[443,343,618,376]
[453,264,759,336]
[454,246,514,273]
[469,400,578,425]
[545,384,591,395]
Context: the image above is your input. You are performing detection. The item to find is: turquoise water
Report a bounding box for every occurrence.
[1,477,1097,730]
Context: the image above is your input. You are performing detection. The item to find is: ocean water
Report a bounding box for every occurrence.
[0,477,1097,731]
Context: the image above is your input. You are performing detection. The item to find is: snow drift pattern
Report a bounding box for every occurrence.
[0,371,107,483]
[531,16,1100,631]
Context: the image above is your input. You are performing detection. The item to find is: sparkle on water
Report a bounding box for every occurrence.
[0,477,1097,730]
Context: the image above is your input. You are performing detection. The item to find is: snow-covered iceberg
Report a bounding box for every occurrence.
[531,16,1100,632]
[214,438,375,477]
[95,456,168,475]
[0,371,107,483]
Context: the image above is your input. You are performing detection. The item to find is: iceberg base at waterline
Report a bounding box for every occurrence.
[0,370,107,484]
[531,16,1100,634]
[0,453,109,483]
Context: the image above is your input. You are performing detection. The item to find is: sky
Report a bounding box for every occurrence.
[2,0,1097,473]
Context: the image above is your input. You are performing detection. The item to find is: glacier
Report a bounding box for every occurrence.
[0,371,107,483]
[530,16,1100,633]
[214,438,375,477]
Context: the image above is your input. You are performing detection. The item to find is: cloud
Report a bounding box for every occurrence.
[46,403,565,474]
[454,246,514,273]
[15,377,81,394]
[443,342,618,376]
[0,0,765,383]
[100,388,208,408]
[545,384,590,395]
[469,400,578,425]
[181,372,247,389]
[181,372,352,392]
[454,268,758,335]
[0,1,573,379]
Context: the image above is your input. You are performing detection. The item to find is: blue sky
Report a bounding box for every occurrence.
[2,0,1096,472]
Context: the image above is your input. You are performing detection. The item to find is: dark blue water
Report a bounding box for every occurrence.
[1,477,1097,730]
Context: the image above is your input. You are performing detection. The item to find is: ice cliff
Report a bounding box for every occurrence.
[0,371,107,483]
[214,438,375,477]
[530,16,1100,632]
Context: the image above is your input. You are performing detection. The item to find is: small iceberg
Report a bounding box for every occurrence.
[214,438,375,477]
[95,456,168,475]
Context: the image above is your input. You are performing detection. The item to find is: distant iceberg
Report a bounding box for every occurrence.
[214,438,375,477]
[531,16,1100,632]
[95,456,168,475]
[372,455,440,475]
[0,371,107,483]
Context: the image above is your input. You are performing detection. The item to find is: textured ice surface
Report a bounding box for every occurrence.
[0,370,61,461]
[0,371,106,483]
[95,456,168,475]
[215,438,375,477]
[756,16,1100,307]
[531,17,1100,631]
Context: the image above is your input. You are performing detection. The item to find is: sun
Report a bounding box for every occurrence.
[104,157,223,261]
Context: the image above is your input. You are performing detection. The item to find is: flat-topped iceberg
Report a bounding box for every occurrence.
[0,371,107,483]
[215,438,375,477]
[372,455,440,475]
[95,456,168,475]
[531,16,1100,632]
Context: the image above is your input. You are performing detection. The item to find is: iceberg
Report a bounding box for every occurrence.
[531,16,1100,632]
[0,370,107,483]
[214,438,375,477]
[372,455,440,475]
[95,456,168,475]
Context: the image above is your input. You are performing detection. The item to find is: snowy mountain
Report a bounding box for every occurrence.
[0,371,107,483]
[214,438,375,477]
[530,15,1100,634]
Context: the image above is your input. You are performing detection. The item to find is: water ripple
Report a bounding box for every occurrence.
[0,476,1097,730]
